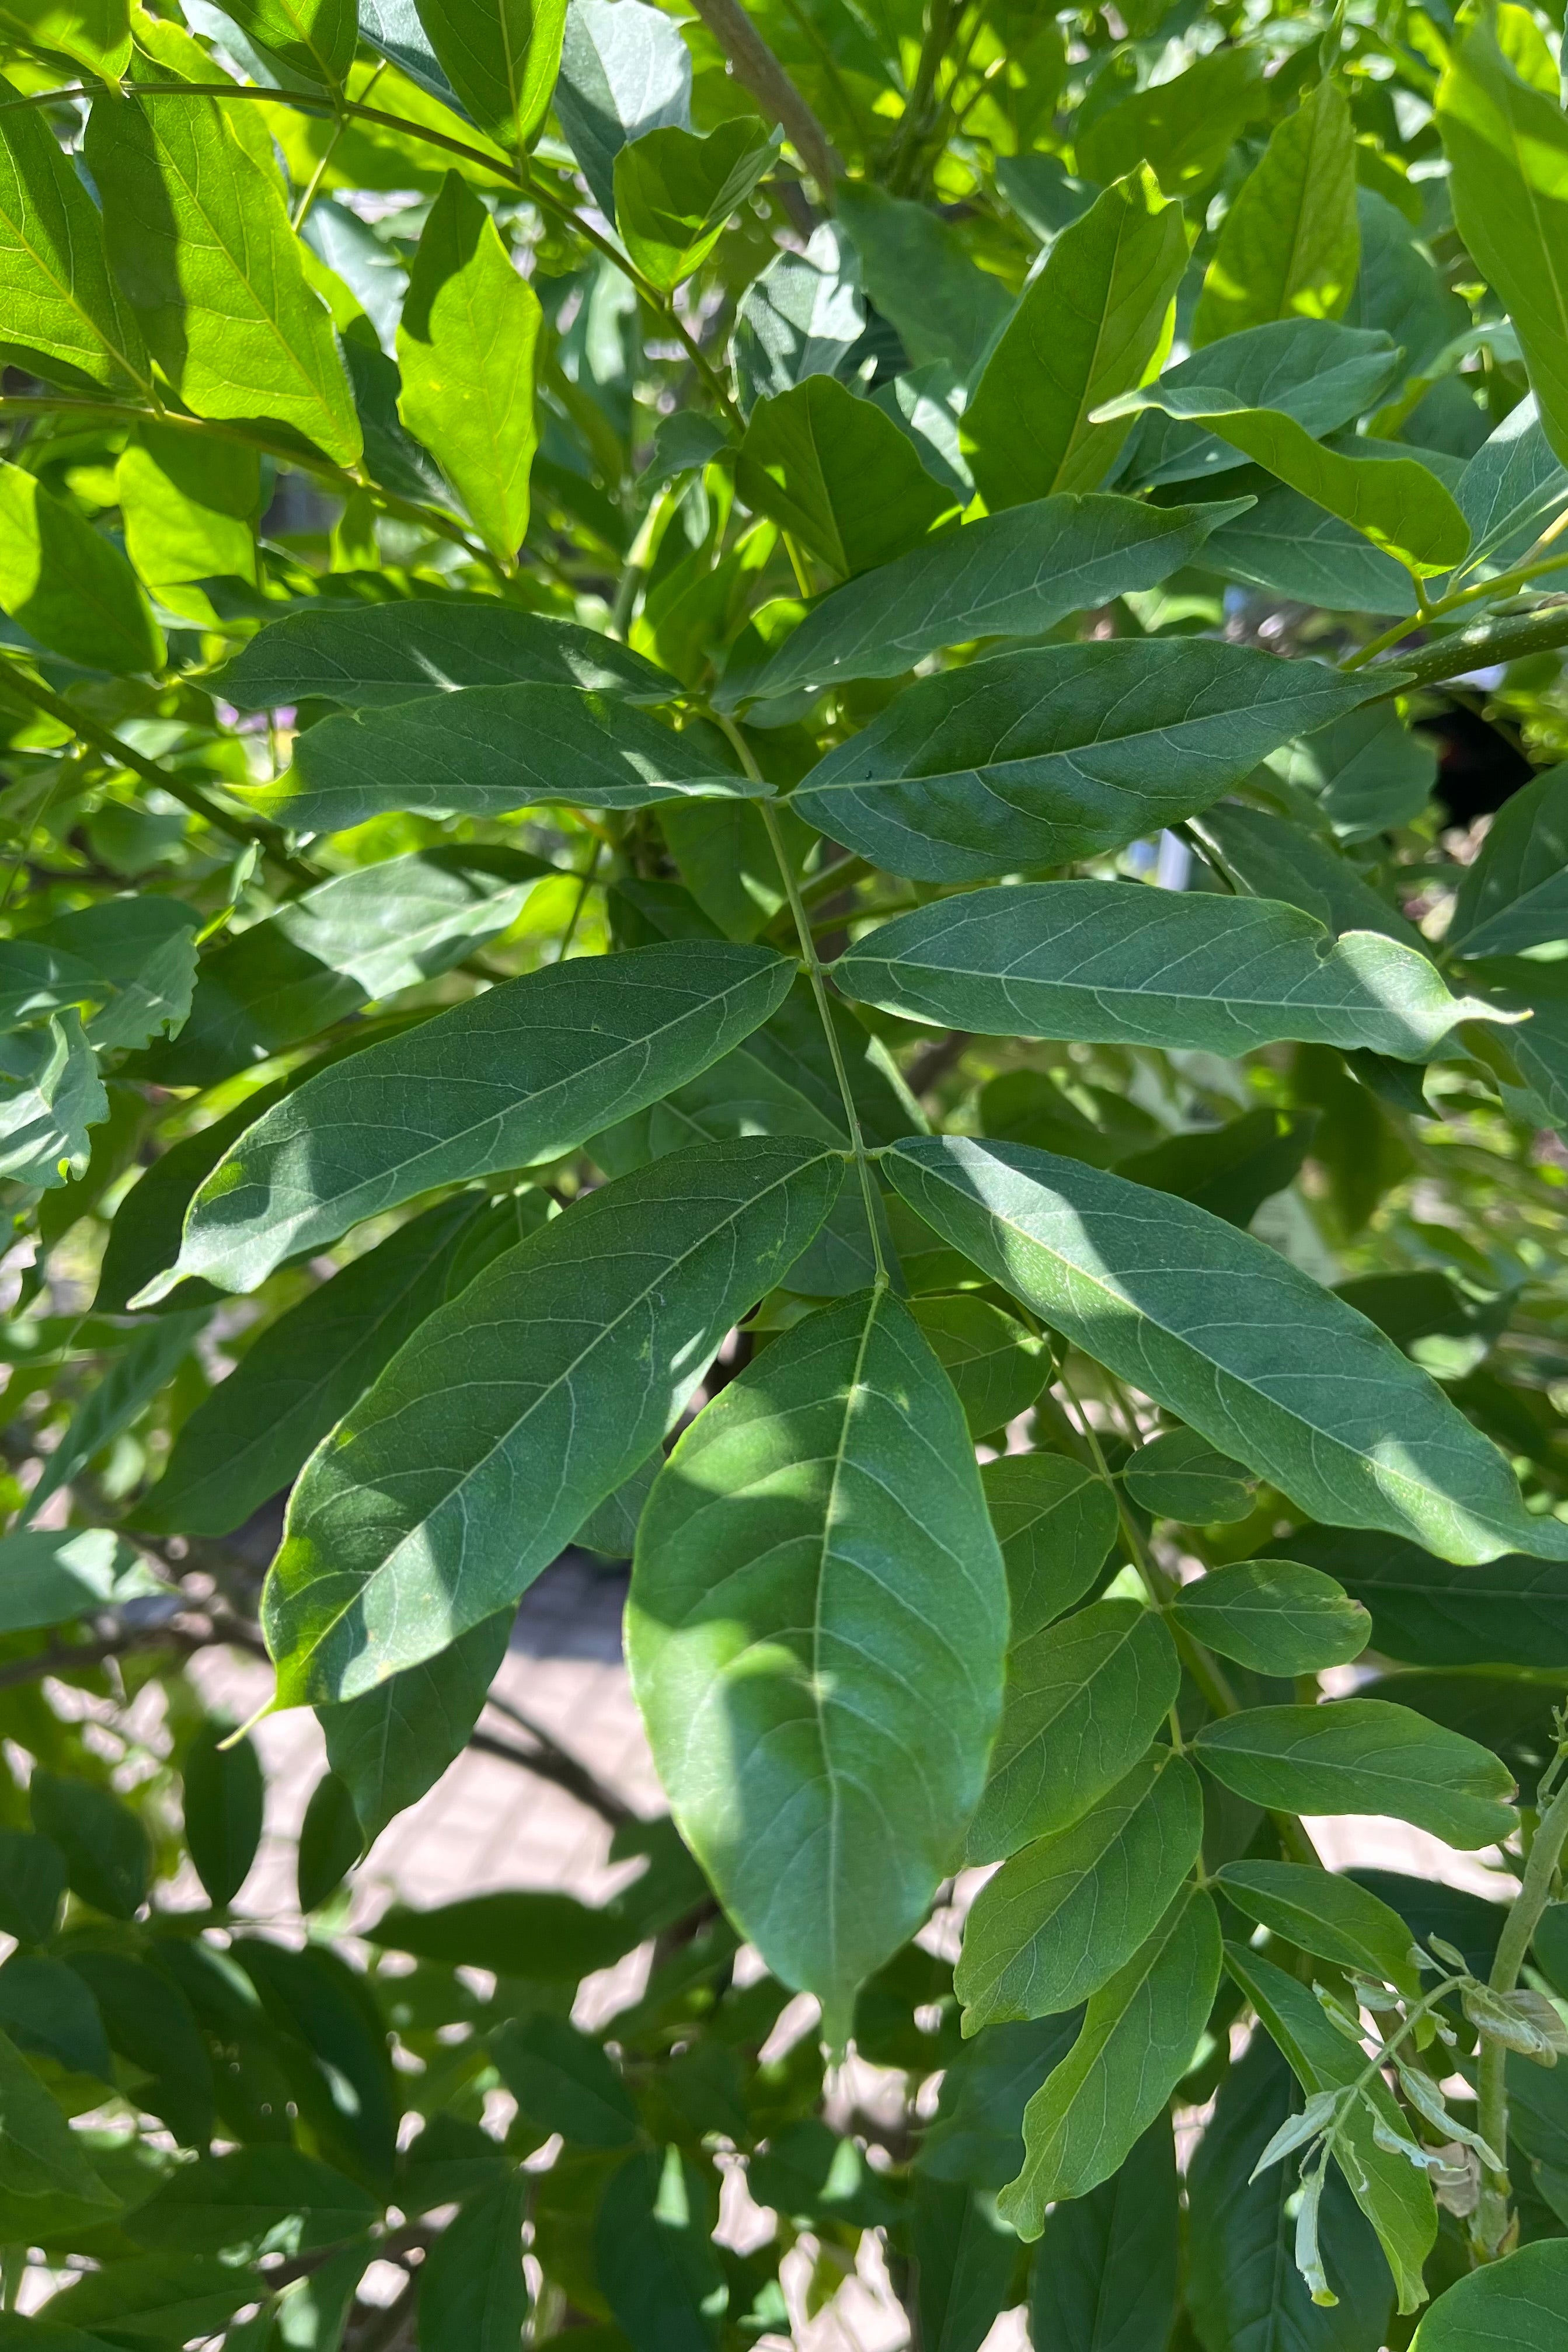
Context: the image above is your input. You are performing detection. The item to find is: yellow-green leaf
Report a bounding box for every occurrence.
[1195,78,1360,344]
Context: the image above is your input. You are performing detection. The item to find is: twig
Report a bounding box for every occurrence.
[680,0,842,196]
[905,1030,972,1099]
[472,1700,634,1827]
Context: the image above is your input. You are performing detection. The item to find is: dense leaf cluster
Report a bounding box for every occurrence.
[3,0,1568,2341]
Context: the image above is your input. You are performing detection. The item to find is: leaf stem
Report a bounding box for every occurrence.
[1357,601,1568,694]
[1475,1765,1568,2256]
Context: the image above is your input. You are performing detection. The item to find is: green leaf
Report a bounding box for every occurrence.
[29,1771,148,1920]
[1103,392,1470,574]
[908,1292,1050,1438]
[22,1310,208,1525]
[1197,466,1418,614]
[838,879,1498,1061]
[1352,185,1469,381]
[413,0,566,149]
[0,458,162,673]
[1123,318,1401,492]
[961,166,1187,511]
[881,1135,1568,1565]
[981,1454,1118,1642]
[126,2149,377,2257]
[0,1527,161,1635]
[1189,799,1420,947]
[265,1136,843,1703]
[1076,44,1264,193]
[1114,1106,1318,1229]
[615,119,778,294]
[732,225,864,414]
[397,172,542,564]
[954,1752,1203,2034]
[269,2241,372,2350]
[1449,760,1568,957]
[1438,12,1568,471]
[0,70,146,389]
[594,2147,724,2352]
[252,684,756,834]
[1224,1944,1434,2313]
[0,0,128,75]
[1027,2120,1179,2352]
[919,2014,1084,2189]
[837,180,1013,379]
[85,34,361,468]
[794,642,1371,883]
[156,939,796,1295]
[1456,393,1568,574]
[1215,1861,1422,2001]
[628,1287,1008,2034]
[0,1831,66,1945]
[909,2178,1015,2352]
[659,799,811,942]
[0,1956,111,2079]
[996,1886,1220,2237]
[220,597,669,710]
[137,1195,520,1534]
[28,898,201,1054]
[492,2014,638,2147]
[1186,2033,1394,2352]
[1266,703,1437,844]
[965,1598,1179,1866]
[118,415,260,622]
[1193,1699,1517,1848]
[553,0,691,219]
[367,1888,638,1980]
[52,2257,255,2344]
[736,377,958,577]
[1172,1560,1371,1675]
[1413,2242,1568,2350]
[1123,1428,1255,1525]
[1194,78,1359,343]
[0,2026,117,2217]
[218,0,355,83]
[724,492,1252,709]
[182,1722,263,1908]
[416,2174,527,2352]
[1280,1525,1568,1669]
[295,1771,361,1913]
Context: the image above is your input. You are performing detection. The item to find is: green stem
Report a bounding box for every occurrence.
[556,840,602,959]
[1475,1771,1568,2256]
[1358,602,1568,694]
[0,662,314,883]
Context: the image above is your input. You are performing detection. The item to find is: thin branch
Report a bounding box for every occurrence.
[905,1030,972,1099]
[681,0,842,197]
[476,1692,635,1827]
[1359,601,1568,694]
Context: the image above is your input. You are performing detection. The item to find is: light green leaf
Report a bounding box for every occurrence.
[147,847,550,1086]
[138,1194,517,1536]
[615,118,778,294]
[320,1609,510,1842]
[881,1136,1568,1565]
[0,1013,107,1190]
[1215,1862,1421,2001]
[834,883,1489,1060]
[837,180,1013,379]
[264,1136,844,1703]
[0,2026,118,2215]
[26,897,200,1054]
[724,492,1252,709]
[793,642,1371,884]
[553,0,691,219]
[219,595,670,710]
[629,1287,1008,2034]
[1266,703,1437,844]
[1438,11,1568,470]
[250,684,757,835]
[965,1597,1179,1866]
[1193,1699,1517,1848]
[1225,1943,1434,2313]
[397,172,542,564]
[0,0,128,75]
[1103,391,1469,574]
[117,428,257,624]
[492,2013,637,2147]
[1076,46,1264,194]
[1194,78,1360,343]
[0,1527,161,1635]
[414,0,566,149]
[1411,2241,1568,2348]
[962,166,1187,511]
[85,33,361,468]
[955,1752,1203,2033]
[736,376,959,578]
[126,2148,376,2259]
[156,938,795,1295]
[908,1292,1050,1438]
[1456,394,1568,575]
[416,2174,527,2352]
[218,0,356,83]
[1122,318,1401,492]
[1028,2121,1180,2352]
[0,69,146,389]
[981,1453,1118,1642]
[0,458,162,674]
[1449,760,1568,957]
[996,1886,1220,2237]
[1123,1427,1255,1525]
[1172,1560,1371,1674]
